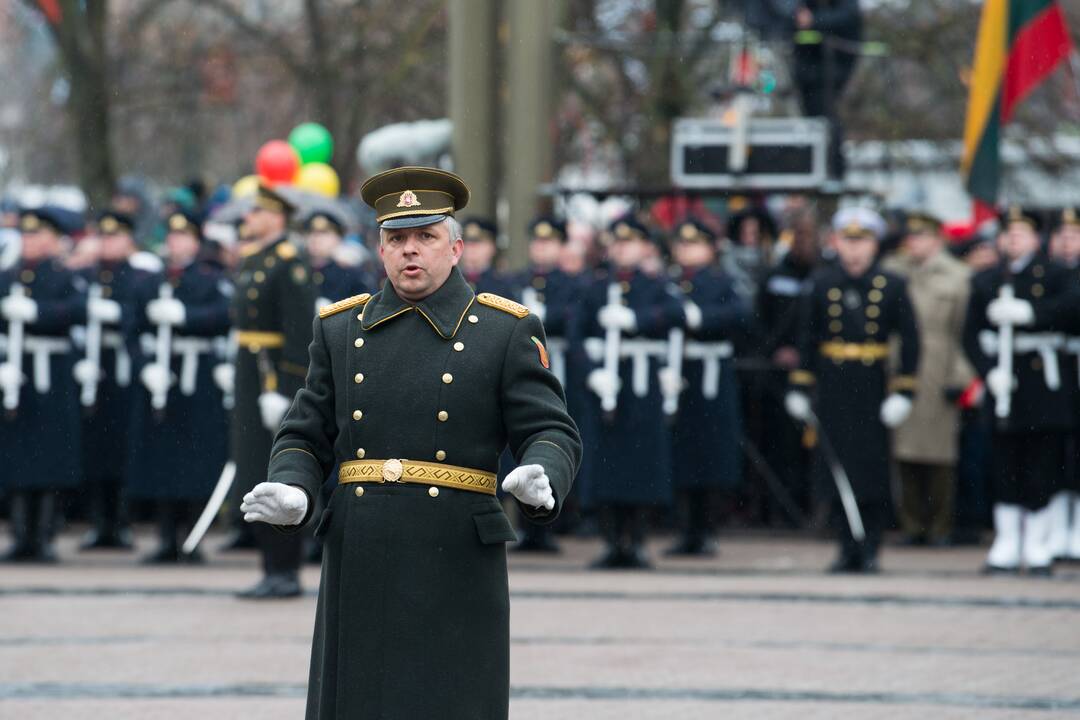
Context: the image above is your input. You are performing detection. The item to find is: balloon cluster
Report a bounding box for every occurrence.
[234,122,340,198]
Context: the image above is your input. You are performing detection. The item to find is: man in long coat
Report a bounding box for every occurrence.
[240,167,581,719]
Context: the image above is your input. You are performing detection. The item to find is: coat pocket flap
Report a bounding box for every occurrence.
[313,507,334,539]
[473,511,519,545]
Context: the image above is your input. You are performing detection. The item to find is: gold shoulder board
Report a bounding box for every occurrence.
[476,292,529,318]
[319,293,372,319]
[276,242,299,260]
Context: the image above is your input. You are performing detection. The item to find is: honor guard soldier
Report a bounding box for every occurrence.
[78,210,157,551]
[964,207,1073,575]
[460,217,516,297]
[301,209,376,311]
[126,210,232,563]
[239,167,580,719]
[665,220,751,555]
[0,208,87,561]
[231,183,316,598]
[583,216,684,568]
[785,207,920,573]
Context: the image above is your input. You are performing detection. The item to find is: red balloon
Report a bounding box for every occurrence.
[255,140,300,185]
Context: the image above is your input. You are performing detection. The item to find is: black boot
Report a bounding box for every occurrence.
[2,494,34,562]
[620,508,652,569]
[589,507,624,569]
[665,490,717,557]
[236,572,302,600]
[31,492,59,564]
[512,523,561,554]
[142,502,181,564]
[80,483,133,550]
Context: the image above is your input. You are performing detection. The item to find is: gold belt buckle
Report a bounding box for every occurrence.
[381,458,404,483]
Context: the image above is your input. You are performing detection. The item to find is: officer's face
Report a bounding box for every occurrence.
[21,229,60,262]
[379,220,463,302]
[833,233,877,275]
[165,231,200,267]
[461,238,496,273]
[1050,226,1080,265]
[902,231,941,263]
[305,230,341,262]
[999,222,1040,261]
[672,239,714,268]
[99,231,135,262]
[243,207,285,242]
[528,236,562,268]
[608,236,648,269]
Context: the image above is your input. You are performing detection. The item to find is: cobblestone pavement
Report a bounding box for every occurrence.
[2,528,1079,719]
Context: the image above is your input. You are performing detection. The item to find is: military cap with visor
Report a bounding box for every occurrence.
[165,209,203,240]
[903,210,943,237]
[1052,207,1080,233]
[360,166,470,230]
[461,217,497,242]
[96,209,137,236]
[1000,205,1042,232]
[832,206,886,241]
[674,218,716,244]
[607,215,653,244]
[19,207,72,235]
[253,182,297,216]
[302,208,349,236]
[529,216,567,243]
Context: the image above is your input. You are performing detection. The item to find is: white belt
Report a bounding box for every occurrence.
[0,334,72,394]
[979,330,1064,390]
[585,337,734,399]
[102,331,132,387]
[140,333,220,396]
[685,341,736,399]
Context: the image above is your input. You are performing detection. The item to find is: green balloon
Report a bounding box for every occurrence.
[288,122,334,165]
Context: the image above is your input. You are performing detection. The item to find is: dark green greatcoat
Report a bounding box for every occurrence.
[268,267,581,720]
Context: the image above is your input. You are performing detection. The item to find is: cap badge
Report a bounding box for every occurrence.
[396,190,421,208]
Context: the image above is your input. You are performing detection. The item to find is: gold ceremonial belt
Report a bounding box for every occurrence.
[237,330,285,351]
[819,341,889,363]
[338,458,498,496]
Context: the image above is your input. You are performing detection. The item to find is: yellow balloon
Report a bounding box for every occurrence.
[232,174,261,198]
[295,163,340,198]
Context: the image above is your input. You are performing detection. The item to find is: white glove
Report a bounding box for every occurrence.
[88,297,122,323]
[73,358,101,386]
[987,297,1034,327]
[587,368,621,399]
[658,366,683,398]
[598,304,637,332]
[146,297,186,326]
[1,294,38,323]
[241,481,309,525]
[0,362,24,390]
[985,366,1015,400]
[683,301,703,331]
[879,393,913,428]
[258,391,291,432]
[502,464,555,511]
[785,391,811,421]
[212,363,234,395]
[140,363,172,397]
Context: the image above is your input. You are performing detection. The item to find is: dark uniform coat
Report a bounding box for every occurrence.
[267,267,581,720]
[669,266,750,490]
[581,267,684,507]
[463,267,516,298]
[311,260,374,309]
[0,259,86,491]
[790,262,919,502]
[126,261,232,501]
[230,237,315,501]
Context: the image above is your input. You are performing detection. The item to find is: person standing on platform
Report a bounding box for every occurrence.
[785,207,920,573]
[0,208,86,562]
[127,210,232,563]
[665,220,750,555]
[231,184,315,598]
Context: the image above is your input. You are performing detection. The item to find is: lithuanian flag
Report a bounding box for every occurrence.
[961,1,1072,218]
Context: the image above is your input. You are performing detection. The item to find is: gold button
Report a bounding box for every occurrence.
[828,304,842,317]
[354,373,364,384]
[356,448,366,459]
[865,322,879,334]
[353,410,362,421]
[829,321,843,333]
[453,342,464,352]
[357,313,363,320]
[435,450,446,461]
[868,290,883,303]
[866,306,880,319]
[254,270,266,283]
[442,373,453,384]
[19,270,34,283]
[468,314,479,324]
[100,270,114,283]
[428,486,440,498]
[827,288,841,301]
[264,256,276,268]
[354,486,365,497]
[873,275,887,289]
[247,288,259,300]
[354,337,364,348]
[438,410,448,422]
[619,281,631,293]
[1033,265,1045,278]
[1032,284,1044,297]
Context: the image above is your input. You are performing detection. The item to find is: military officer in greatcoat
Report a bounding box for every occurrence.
[239,167,580,719]
[301,209,376,311]
[785,207,920,573]
[77,210,157,551]
[126,210,232,563]
[230,184,316,598]
[963,207,1073,575]
[665,220,751,555]
[460,216,516,297]
[582,216,684,568]
[0,208,87,562]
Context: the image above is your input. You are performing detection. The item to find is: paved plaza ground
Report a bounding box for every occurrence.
[2,528,1079,719]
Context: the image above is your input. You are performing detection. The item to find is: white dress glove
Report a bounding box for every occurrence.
[88,297,122,323]
[658,366,683,398]
[502,464,555,511]
[598,304,637,332]
[985,366,1015,401]
[73,358,101,386]
[258,392,291,431]
[147,297,186,326]
[241,482,309,525]
[785,391,811,421]
[212,363,235,395]
[683,301,703,331]
[1,294,38,323]
[140,363,172,397]
[0,362,24,390]
[987,296,1034,327]
[587,368,621,399]
[879,393,913,428]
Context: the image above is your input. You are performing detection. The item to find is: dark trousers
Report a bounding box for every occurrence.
[833,498,883,561]
[992,432,1067,510]
[253,523,303,576]
[897,461,955,542]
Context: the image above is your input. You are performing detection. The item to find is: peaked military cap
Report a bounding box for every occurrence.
[1000,205,1041,232]
[1052,207,1080,232]
[302,208,348,236]
[165,208,203,239]
[97,209,136,236]
[529,216,566,242]
[903,210,942,236]
[832,206,885,240]
[608,215,652,243]
[19,207,71,235]
[674,218,716,243]
[360,166,470,229]
[462,217,498,242]
[251,182,296,216]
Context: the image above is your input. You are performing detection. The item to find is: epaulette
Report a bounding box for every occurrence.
[319,293,371,319]
[476,292,529,318]
[276,242,299,260]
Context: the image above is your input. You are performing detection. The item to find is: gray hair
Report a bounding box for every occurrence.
[379,216,462,245]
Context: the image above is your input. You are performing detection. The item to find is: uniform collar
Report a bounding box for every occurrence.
[361,266,475,339]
